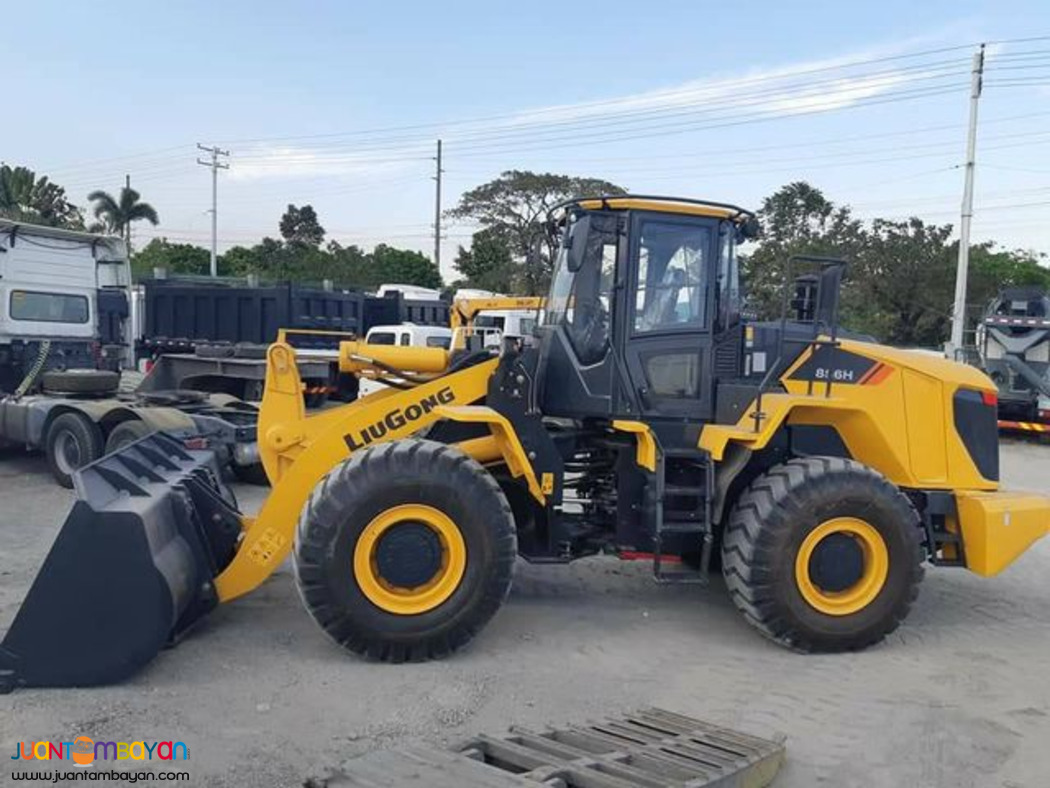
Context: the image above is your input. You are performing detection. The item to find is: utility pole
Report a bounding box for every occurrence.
[433,139,443,270]
[949,43,985,358]
[124,174,132,250]
[196,143,230,278]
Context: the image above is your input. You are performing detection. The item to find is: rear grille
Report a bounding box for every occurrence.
[953,389,1000,481]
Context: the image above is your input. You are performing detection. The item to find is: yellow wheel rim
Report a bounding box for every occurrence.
[353,504,467,616]
[795,517,889,616]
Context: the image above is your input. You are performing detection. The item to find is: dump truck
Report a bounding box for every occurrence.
[133,278,452,406]
[3,195,1049,691]
[977,286,1050,434]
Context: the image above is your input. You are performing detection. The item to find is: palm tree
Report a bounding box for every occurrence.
[88,185,159,248]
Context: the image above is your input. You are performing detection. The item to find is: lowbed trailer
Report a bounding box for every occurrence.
[0,387,261,488]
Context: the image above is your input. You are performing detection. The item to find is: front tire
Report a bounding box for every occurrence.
[294,439,517,662]
[722,457,924,652]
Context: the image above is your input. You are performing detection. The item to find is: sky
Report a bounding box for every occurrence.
[4,1,1049,280]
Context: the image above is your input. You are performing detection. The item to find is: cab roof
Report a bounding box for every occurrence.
[557,194,755,223]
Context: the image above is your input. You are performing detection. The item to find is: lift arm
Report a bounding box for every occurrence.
[450,296,544,330]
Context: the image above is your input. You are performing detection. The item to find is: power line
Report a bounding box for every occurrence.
[223,62,970,160]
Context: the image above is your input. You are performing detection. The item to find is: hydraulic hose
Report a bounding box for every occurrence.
[8,340,51,401]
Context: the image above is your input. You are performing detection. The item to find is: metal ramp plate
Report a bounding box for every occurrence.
[321,708,784,787]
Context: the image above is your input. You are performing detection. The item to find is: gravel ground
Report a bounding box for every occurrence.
[1,439,1049,787]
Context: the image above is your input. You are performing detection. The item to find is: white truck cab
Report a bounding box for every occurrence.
[0,220,130,392]
[365,323,452,349]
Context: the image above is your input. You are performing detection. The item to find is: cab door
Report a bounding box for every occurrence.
[619,212,716,421]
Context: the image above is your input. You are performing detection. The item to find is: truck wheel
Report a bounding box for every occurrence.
[232,462,270,486]
[45,413,104,488]
[294,439,517,662]
[104,420,153,454]
[41,369,120,395]
[722,456,924,653]
[303,380,329,409]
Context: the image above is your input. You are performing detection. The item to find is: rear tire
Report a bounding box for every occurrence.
[104,420,153,455]
[722,456,924,652]
[294,439,516,662]
[45,413,104,488]
[231,462,270,486]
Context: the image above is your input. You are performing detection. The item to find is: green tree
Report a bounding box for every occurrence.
[447,170,626,293]
[87,185,159,248]
[0,164,84,228]
[965,243,1050,309]
[852,218,956,346]
[131,238,211,280]
[453,227,517,292]
[370,244,442,289]
[326,241,375,286]
[279,204,325,247]
[219,245,260,277]
[743,181,866,320]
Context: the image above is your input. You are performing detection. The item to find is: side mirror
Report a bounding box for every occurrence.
[738,217,760,241]
[566,214,592,272]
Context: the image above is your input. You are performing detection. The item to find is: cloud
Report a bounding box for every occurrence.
[440,35,969,135]
[229,145,429,181]
[228,30,973,178]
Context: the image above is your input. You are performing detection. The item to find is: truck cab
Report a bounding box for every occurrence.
[0,220,130,392]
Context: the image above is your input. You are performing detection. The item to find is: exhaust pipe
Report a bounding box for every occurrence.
[0,433,242,691]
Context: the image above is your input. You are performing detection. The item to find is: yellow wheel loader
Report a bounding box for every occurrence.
[4,195,1050,689]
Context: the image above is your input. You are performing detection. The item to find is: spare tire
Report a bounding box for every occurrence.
[41,369,120,395]
[233,343,268,360]
[195,343,236,359]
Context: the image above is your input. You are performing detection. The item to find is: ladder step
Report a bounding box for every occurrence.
[654,569,709,586]
[663,447,704,457]
[663,484,705,496]
[660,521,706,533]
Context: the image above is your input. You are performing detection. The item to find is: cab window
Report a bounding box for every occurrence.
[367,331,395,345]
[633,220,712,333]
[10,290,89,324]
[716,225,741,329]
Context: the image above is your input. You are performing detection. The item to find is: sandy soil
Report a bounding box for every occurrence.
[1,439,1048,787]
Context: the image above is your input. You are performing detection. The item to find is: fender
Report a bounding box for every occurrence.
[700,339,999,491]
[216,342,499,603]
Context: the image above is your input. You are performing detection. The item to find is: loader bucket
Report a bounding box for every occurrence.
[0,432,242,691]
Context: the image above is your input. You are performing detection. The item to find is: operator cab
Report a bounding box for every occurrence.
[535,196,757,447]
